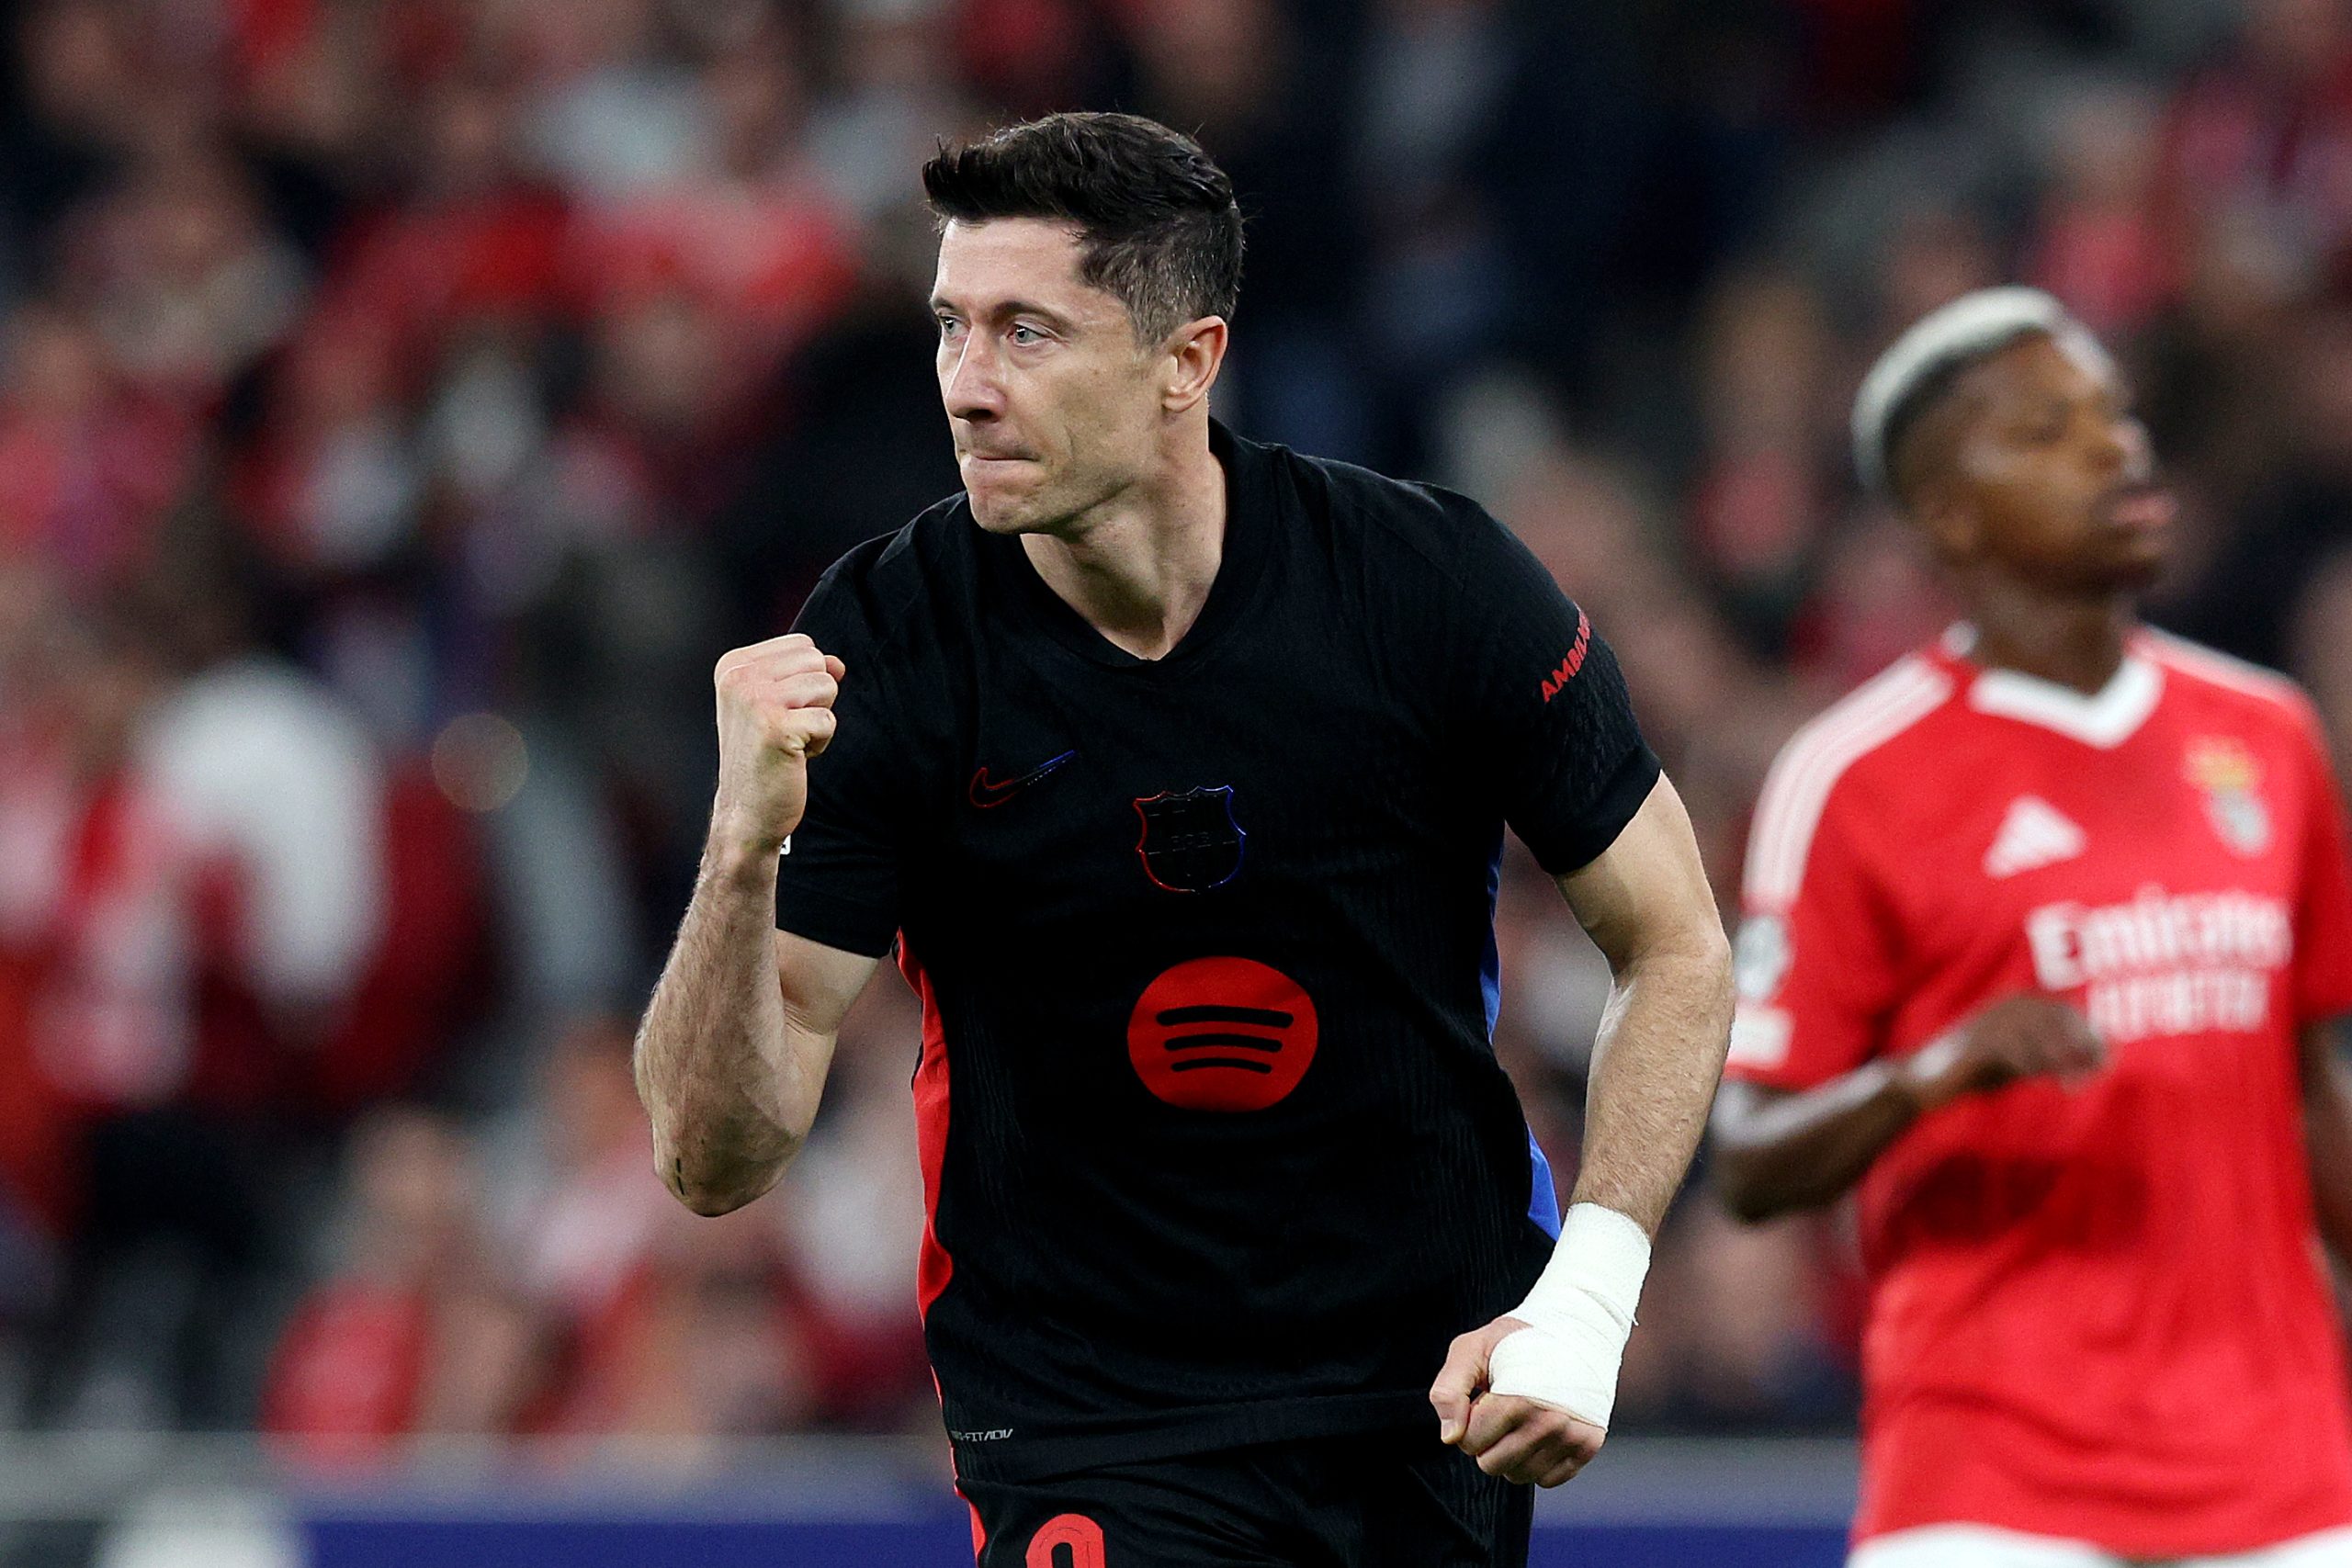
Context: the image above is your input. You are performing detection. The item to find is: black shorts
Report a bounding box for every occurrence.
[958,1429,1532,1568]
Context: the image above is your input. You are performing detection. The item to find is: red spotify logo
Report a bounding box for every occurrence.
[1126,957,1317,1112]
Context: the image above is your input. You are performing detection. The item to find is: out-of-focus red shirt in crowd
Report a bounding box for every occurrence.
[262,1280,434,1453]
[565,180,858,354]
[0,396,197,588]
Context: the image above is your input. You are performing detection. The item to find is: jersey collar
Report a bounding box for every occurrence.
[1944,623,2165,749]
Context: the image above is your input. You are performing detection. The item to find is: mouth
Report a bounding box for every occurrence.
[959,452,1036,484]
[2094,479,2177,536]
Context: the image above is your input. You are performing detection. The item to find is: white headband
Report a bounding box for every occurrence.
[1850,286,2109,494]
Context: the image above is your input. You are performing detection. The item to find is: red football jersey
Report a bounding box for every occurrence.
[1727,627,2352,1557]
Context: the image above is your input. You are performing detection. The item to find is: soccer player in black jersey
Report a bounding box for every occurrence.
[636,113,1733,1567]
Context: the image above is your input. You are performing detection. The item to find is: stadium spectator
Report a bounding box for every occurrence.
[264,1106,537,1456]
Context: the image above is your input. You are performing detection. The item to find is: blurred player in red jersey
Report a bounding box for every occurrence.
[1712,287,2352,1568]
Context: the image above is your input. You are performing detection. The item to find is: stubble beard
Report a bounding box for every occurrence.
[967,461,1116,541]
[967,483,1053,536]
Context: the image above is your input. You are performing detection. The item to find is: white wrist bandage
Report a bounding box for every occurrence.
[1485,1202,1651,1430]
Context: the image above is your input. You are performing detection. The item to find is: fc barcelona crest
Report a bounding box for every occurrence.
[1133,786,1247,893]
[2186,736,2271,856]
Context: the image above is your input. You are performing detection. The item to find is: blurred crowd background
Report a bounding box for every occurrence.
[1,0,2349,1457]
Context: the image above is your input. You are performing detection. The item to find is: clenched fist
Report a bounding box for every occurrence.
[710,634,845,853]
[1430,1315,1608,1487]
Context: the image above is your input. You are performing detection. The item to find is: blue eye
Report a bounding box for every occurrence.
[937,316,962,339]
[1011,324,1041,345]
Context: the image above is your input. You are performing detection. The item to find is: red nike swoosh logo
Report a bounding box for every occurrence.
[969,750,1076,808]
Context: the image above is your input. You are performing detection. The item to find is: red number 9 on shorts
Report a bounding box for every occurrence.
[1024,1512,1106,1568]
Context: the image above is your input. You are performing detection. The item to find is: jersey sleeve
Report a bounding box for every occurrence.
[1451,508,1659,875]
[771,558,914,958]
[1724,769,1903,1091]
[2288,704,2352,1025]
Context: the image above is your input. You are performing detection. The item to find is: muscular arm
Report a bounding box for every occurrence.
[635,842,876,1215]
[634,632,880,1216]
[1431,774,1732,1487]
[1555,774,1736,1233]
[2301,1020,2352,1270]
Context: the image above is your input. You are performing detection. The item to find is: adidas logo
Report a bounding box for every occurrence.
[1984,795,2086,879]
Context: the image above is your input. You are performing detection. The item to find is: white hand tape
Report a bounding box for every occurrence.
[1484,1202,1650,1430]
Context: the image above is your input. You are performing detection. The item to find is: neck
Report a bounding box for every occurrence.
[1962,573,2138,694]
[1020,423,1227,660]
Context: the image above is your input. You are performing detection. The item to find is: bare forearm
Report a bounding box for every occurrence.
[1568,934,1734,1235]
[635,833,818,1214]
[1711,1063,1922,1222]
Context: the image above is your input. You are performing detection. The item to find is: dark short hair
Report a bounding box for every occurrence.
[922,112,1244,344]
[1880,327,2052,504]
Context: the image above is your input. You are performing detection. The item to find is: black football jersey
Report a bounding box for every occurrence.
[775,422,1657,1482]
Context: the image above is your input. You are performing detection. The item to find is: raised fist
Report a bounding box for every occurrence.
[710,634,845,853]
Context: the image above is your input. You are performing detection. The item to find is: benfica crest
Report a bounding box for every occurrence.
[1133,786,1246,892]
[2186,736,2270,856]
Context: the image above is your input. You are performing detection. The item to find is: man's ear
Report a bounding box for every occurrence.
[1161,317,1228,413]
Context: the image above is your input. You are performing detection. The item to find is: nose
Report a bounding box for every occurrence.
[2099,412,2151,482]
[942,331,1003,425]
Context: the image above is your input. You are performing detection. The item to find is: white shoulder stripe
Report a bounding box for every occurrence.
[1747,660,1942,900]
[2141,629,2301,712]
[1746,658,1954,908]
[1746,657,1941,881]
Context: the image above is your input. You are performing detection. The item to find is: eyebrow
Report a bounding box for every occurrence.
[2018,380,2125,418]
[928,295,1079,331]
